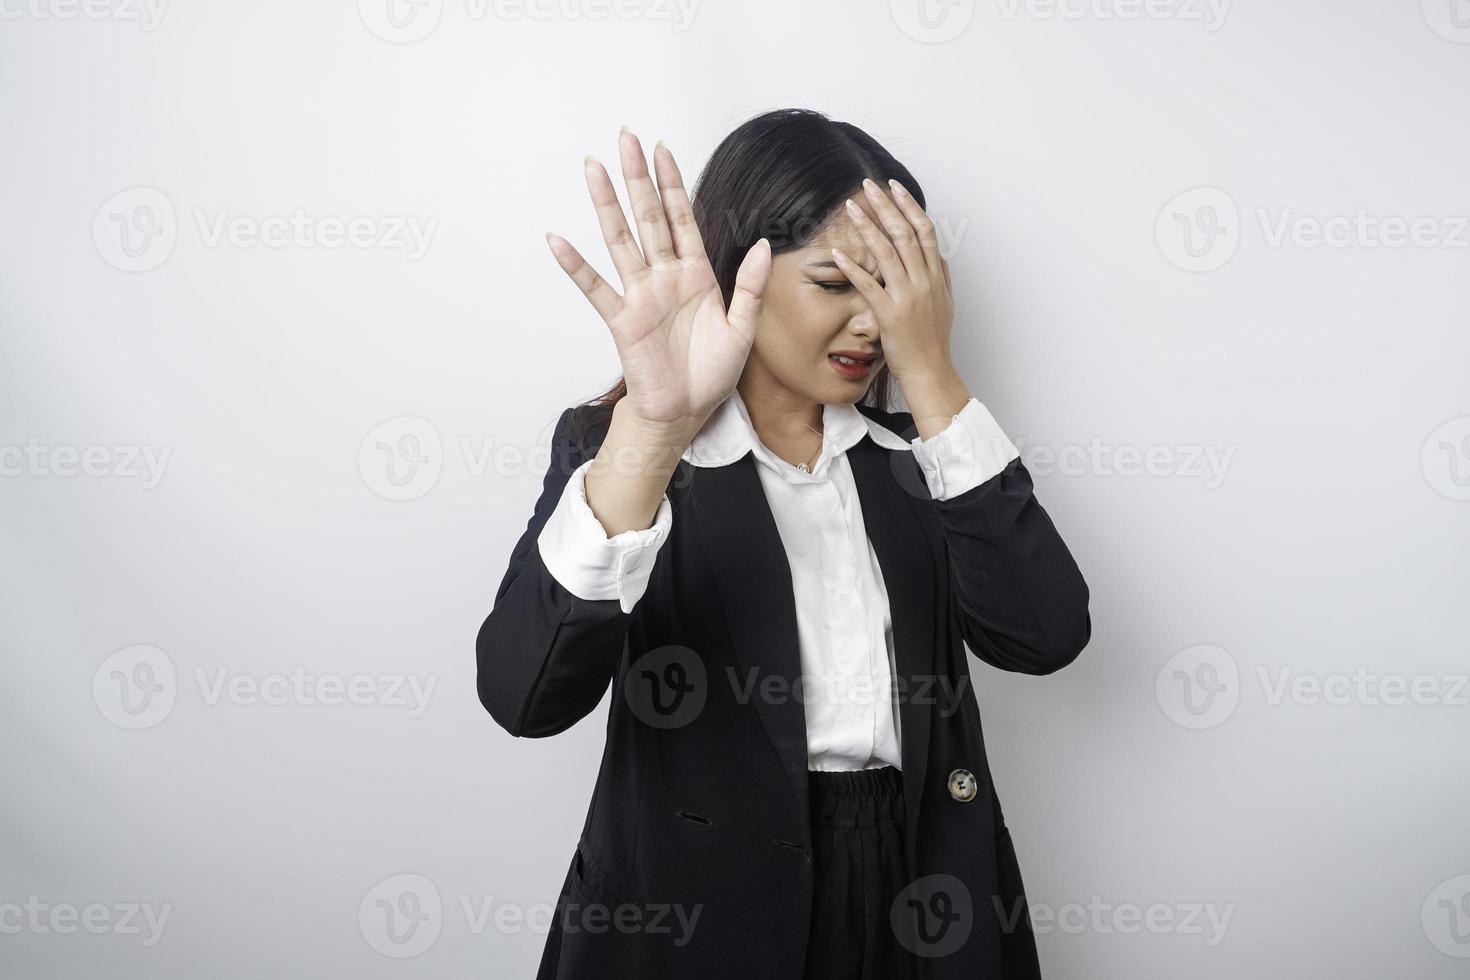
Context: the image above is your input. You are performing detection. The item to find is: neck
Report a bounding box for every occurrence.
[736,377,824,447]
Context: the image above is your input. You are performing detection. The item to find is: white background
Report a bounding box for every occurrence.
[2,1,1468,977]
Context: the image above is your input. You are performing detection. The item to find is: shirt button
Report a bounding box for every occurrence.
[947,768,977,802]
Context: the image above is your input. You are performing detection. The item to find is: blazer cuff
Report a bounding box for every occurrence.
[535,458,672,614]
[909,397,1021,501]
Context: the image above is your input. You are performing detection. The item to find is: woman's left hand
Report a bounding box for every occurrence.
[831,177,956,385]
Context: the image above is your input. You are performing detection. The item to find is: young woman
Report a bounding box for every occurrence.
[477,109,1091,980]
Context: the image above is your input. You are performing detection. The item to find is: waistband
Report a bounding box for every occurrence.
[807,765,904,829]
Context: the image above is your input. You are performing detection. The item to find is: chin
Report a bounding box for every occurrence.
[816,381,867,404]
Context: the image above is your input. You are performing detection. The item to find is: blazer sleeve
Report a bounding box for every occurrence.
[905,401,1092,676]
[475,406,670,737]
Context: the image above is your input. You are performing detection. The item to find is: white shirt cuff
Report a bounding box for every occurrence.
[536,458,672,614]
[908,397,1021,501]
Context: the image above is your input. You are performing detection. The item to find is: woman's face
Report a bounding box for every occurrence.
[742,191,887,406]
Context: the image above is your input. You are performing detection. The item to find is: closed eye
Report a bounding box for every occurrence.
[813,280,853,292]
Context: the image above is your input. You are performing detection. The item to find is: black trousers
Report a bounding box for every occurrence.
[803,765,922,980]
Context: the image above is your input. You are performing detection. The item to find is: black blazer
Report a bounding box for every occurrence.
[476,399,1091,979]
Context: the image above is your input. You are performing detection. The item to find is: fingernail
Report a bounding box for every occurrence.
[831,247,847,262]
[620,125,631,136]
[845,198,862,218]
[862,177,879,195]
[889,179,907,196]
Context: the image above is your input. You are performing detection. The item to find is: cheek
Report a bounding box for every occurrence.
[757,288,843,358]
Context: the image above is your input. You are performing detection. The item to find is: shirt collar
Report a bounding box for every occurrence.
[680,387,913,475]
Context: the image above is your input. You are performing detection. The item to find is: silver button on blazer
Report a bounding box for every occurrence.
[476,400,1092,980]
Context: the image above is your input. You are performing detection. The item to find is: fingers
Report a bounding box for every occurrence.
[725,238,771,343]
[843,193,907,295]
[545,230,623,325]
[584,155,646,286]
[652,141,707,263]
[617,128,677,266]
[830,245,888,311]
[886,179,943,283]
[859,177,929,285]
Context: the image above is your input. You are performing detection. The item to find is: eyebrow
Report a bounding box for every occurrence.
[807,258,880,274]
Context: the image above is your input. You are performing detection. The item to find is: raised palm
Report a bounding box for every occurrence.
[545,128,772,429]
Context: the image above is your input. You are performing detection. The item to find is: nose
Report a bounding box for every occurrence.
[847,306,879,342]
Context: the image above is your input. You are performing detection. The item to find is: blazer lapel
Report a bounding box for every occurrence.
[687,456,811,823]
[846,435,943,847]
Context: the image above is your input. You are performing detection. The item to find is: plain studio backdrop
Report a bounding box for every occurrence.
[2,2,1468,977]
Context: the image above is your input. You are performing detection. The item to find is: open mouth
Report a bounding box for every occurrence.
[828,352,878,378]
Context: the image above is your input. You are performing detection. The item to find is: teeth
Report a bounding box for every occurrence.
[832,355,869,365]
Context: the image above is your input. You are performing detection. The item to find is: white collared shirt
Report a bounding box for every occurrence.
[535,390,1019,772]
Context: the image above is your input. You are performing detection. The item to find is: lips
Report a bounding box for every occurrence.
[828,352,878,379]
[828,351,878,366]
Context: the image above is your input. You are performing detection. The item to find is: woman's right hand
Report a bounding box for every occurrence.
[545,128,771,435]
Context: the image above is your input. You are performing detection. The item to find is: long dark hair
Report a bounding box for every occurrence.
[567,107,927,453]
